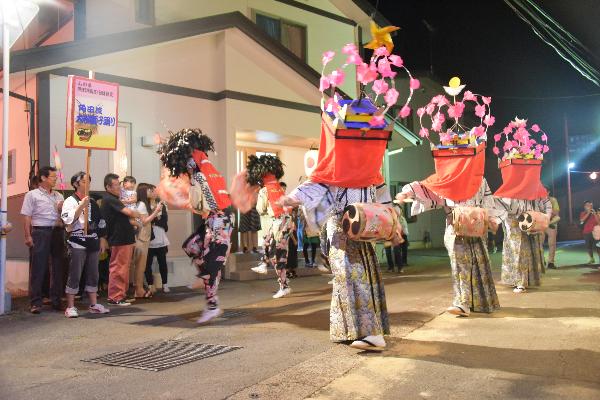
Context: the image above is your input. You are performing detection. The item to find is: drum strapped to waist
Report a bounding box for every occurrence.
[518,211,549,234]
[342,203,403,243]
[452,206,489,238]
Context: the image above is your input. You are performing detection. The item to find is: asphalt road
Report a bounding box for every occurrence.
[1,243,599,400]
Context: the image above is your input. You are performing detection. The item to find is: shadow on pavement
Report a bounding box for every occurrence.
[383,338,600,384]
[467,307,600,319]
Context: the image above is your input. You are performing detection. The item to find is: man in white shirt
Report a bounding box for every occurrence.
[21,166,65,314]
[61,172,110,317]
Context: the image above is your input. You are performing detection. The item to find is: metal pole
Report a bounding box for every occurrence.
[564,113,573,225]
[1,11,11,314]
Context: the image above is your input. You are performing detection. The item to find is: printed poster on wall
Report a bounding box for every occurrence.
[65,75,119,150]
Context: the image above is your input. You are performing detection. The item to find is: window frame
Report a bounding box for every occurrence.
[252,9,308,61]
[0,149,17,185]
[135,0,156,26]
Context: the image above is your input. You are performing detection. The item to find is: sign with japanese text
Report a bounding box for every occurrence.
[65,75,119,150]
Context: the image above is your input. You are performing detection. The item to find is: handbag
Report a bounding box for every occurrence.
[592,225,600,241]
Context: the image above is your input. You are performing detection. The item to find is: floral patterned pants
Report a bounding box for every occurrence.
[263,214,294,288]
[189,211,233,308]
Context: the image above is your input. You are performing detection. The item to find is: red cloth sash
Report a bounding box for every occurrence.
[494,160,548,200]
[421,143,485,202]
[192,150,232,210]
[309,118,386,188]
[263,174,286,218]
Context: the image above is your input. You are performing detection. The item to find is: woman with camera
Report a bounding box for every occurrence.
[580,201,600,265]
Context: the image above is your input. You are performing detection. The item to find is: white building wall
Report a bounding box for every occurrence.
[85,0,358,97]
[48,75,227,191]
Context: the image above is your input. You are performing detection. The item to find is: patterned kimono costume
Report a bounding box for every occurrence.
[495,197,552,288]
[256,187,294,290]
[403,179,500,313]
[290,181,390,341]
[186,159,233,310]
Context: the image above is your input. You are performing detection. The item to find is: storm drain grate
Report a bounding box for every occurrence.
[82,340,242,371]
[220,309,248,319]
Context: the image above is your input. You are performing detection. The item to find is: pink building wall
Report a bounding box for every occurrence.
[0,75,37,198]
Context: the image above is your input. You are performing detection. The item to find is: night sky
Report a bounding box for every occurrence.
[368,0,600,201]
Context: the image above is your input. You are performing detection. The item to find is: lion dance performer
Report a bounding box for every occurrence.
[492,118,552,294]
[232,155,292,299]
[250,36,418,350]
[396,78,501,318]
[157,128,233,324]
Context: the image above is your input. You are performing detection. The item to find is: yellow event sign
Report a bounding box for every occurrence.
[65,75,119,150]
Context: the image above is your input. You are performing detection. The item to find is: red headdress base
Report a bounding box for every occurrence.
[421,142,486,202]
[309,115,388,188]
[493,158,548,200]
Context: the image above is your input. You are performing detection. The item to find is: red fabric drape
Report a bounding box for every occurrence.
[421,144,486,202]
[494,161,548,200]
[309,118,387,188]
[192,150,232,210]
[263,174,286,218]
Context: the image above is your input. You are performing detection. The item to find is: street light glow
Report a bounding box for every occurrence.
[568,162,575,169]
[591,172,598,180]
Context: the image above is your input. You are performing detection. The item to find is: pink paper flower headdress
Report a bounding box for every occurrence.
[416,77,495,149]
[493,117,550,160]
[319,42,419,128]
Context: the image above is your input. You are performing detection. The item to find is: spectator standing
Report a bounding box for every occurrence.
[300,210,320,268]
[61,172,110,317]
[386,204,409,273]
[101,173,140,306]
[545,194,561,269]
[286,207,299,279]
[238,208,261,253]
[131,183,163,298]
[579,200,600,265]
[21,166,65,314]
[145,190,170,293]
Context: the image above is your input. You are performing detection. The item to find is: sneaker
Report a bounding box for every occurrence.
[587,258,595,265]
[197,308,223,324]
[64,307,79,318]
[513,286,527,293]
[89,304,110,314]
[316,264,330,273]
[107,299,131,306]
[547,262,557,269]
[447,306,470,317]
[251,263,268,274]
[162,284,170,293]
[273,287,292,298]
[350,335,386,351]
[148,284,157,294]
[30,305,42,314]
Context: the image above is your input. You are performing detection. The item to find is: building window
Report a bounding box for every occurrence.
[0,149,16,185]
[254,11,307,61]
[135,0,155,25]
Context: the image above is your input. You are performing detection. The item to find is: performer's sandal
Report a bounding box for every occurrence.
[446,306,470,317]
[349,335,386,351]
